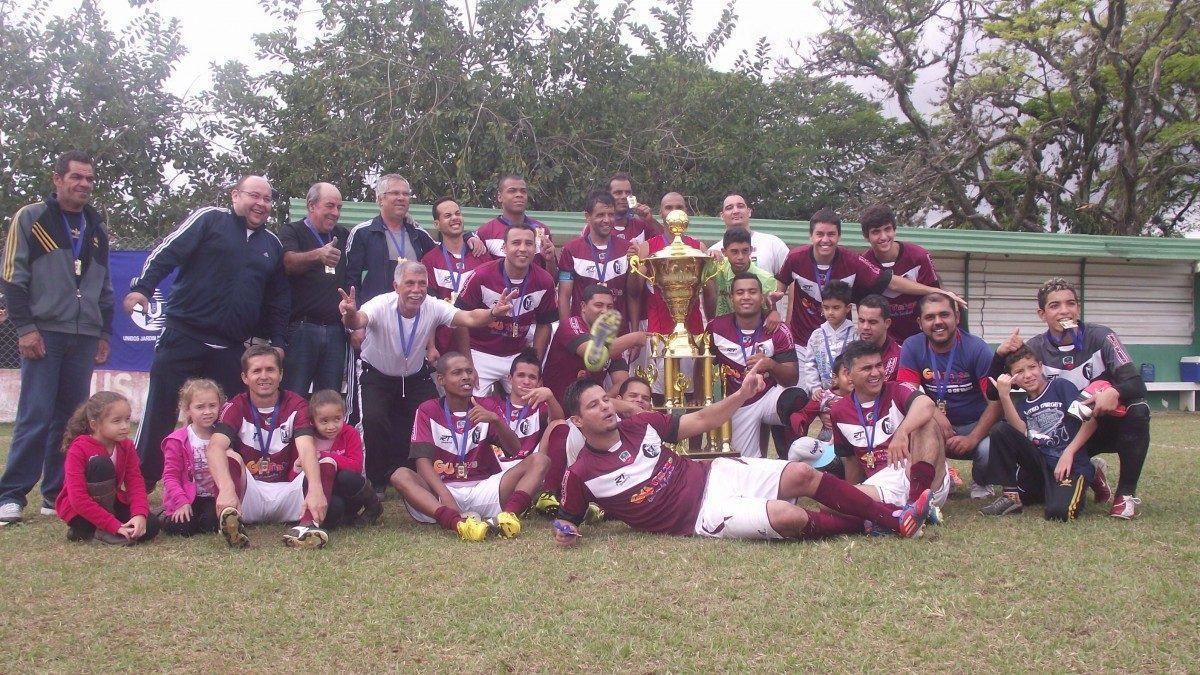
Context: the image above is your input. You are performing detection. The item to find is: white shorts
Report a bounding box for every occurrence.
[693,457,787,540]
[240,469,306,524]
[407,472,505,523]
[651,355,696,396]
[730,385,785,457]
[861,463,952,509]
[470,349,518,396]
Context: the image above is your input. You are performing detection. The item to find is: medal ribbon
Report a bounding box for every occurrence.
[821,323,854,381]
[1046,325,1084,365]
[739,316,765,369]
[441,397,473,469]
[396,308,422,361]
[501,264,531,334]
[585,232,609,284]
[926,333,960,406]
[851,391,883,459]
[505,398,531,432]
[61,212,85,265]
[384,225,407,260]
[438,242,467,293]
[304,218,331,247]
[249,399,281,463]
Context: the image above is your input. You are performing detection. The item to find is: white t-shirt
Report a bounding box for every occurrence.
[707,228,791,275]
[360,293,458,377]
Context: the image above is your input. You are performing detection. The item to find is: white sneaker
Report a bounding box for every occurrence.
[0,502,23,523]
[39,507,55,516]
[969,482,994,499]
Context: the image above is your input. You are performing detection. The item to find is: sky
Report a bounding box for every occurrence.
[53,0,831,97]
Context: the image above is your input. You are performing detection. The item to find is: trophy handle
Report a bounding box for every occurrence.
[700,258,722,285]
[627,255,655,284]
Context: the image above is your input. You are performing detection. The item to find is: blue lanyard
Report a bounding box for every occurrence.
[501,264,530,323]
[851,391,883,455]
[61,212,84,260]
[396,308,421,360]
[304,218,331,247]
[505,398,531,430]
[249,399,281,461]
[738,316,765,366]
[441,397,472,465]
[438,242,467,292]
[585,233,609,284]
[926,333,960,403]
[821,324,853,381]
[1046,325,1084,364]
[812,249,833,289]
[384,225,407,260]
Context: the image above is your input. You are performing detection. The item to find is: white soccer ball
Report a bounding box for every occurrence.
[788,437,824,464]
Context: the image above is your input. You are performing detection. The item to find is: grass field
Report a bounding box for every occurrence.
[1,416,1198,672]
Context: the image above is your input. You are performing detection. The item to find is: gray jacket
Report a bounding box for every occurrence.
[1,194,113,339]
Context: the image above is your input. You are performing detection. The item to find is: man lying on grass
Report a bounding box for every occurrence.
[550,360,933,546]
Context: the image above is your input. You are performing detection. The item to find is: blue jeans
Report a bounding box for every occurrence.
[953,421,993,481]
[282,321,347,395]
[0,330,98,508]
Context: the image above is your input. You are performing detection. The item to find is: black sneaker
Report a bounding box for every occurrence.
[980,493,1023,516]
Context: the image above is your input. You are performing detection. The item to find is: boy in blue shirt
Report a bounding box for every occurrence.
[982,346,1099,521]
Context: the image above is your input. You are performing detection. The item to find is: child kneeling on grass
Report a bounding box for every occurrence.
[982,346,1101,521]
[159,379,224,536]
[56,392,158,545]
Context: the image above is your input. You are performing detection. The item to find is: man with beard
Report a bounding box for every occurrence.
[898,293,999,499]
[126,175,290,490]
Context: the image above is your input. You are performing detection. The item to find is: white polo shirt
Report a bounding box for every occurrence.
[360,293,458,377]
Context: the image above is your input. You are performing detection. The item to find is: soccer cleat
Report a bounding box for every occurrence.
[980,492,1023,516]
[946,466,964,489]
[283,524,329,549]
[219,507,250,549]
[1090,457,1112,504]
[584,503,606,525]
[456,515,490,542]
[927,505,945,526]
[583,310,622,372]
[534,491,560,517]
[969,482,994,499]
[1109,495,1141,520]
[492,511,522,539]
[896,489,932,538]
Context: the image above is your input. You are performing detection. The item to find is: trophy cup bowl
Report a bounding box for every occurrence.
[628,210,715,358]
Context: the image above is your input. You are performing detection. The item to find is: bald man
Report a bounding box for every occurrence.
[125,175,291,489]
[279,182,350,395]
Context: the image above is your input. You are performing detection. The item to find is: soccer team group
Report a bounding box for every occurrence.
[0,152,1151,550]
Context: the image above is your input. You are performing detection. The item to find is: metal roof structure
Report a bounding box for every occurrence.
[298,199,1200,263]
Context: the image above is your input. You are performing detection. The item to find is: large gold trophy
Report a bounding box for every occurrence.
[629,210,735,458]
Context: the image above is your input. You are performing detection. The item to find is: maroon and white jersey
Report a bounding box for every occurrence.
[421,242,492,352]
[454,258,557,356]
[708,313,798,404]
[559,412,710,536]
[410,396,507,484]
[829,381,923,478]
[612,213,659,245]
[214,391,312,483]
[494,399,550,462]
[557,233,632,317]
[880,336,902,382]
[862,242,940,342]
[476,215,553,268]
[776,245,889,344]
[543,316,630,401]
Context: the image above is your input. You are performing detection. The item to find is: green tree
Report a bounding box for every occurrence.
[0,0,215,244]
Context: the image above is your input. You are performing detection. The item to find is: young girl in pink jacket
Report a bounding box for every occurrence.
[159,379,224,537]
[300,390,382,527]
[57,392,157,545]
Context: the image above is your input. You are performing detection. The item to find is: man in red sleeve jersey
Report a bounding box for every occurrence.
[454,223,558,395]
[773,208,961,345]
[421,197,493,354]
[829,340,951,515]
[544,285,647,402]
[557,191,639,323]
[550,360,932,545]
[856,294,903,382]
[392,352,549,541]
[474,175,557,274]
[858,205,942,342]
[607,172,662,246]
[495,352,563,473]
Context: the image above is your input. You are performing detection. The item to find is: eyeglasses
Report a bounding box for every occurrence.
[382,190,412,199]
[238,190,274,203]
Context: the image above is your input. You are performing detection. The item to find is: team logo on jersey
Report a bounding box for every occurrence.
[1062,355,1075,369]
[641,442,660,458]
[615,474,628,486]
[881,418,895,435]
[470,426,485,444]
[522,295,536,310]
[1082,363,1095,380]
[516,418,532,436]
[618,450,632,463]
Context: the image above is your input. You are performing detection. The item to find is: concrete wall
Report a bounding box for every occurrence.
[0,370,151,423]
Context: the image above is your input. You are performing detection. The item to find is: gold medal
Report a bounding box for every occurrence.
[863,451,875,470]
[937,399,947,414]
[457,463,468,479]
[324,265,336,275]
[74,259,82,276]
[511,319,521,339]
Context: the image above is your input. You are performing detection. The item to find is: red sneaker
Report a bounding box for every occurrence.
[1109,495,1141,520]
[946,465,964,489]
[1090,457,1112,504]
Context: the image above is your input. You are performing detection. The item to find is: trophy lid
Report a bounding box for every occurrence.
[650,209,709,260]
